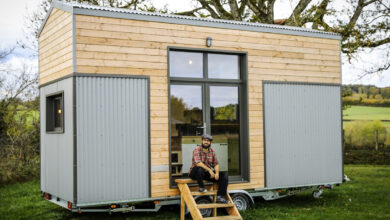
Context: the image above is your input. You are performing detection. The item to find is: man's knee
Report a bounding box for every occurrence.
[219,171,228,181]
[192,166,206,177]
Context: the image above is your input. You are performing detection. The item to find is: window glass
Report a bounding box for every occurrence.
[169,51,203,78]
[208,54,239,79]
[46,93,64,132]
[54,97,63,129]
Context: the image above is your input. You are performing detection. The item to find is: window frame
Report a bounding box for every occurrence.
[167,47,250,187]
[46,91,65,134]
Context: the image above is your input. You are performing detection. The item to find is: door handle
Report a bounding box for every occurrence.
[196,122,207,135]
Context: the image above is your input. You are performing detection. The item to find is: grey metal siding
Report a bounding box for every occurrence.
[40,78,74,202]
[76,76,149,204]
[263,82,342,188]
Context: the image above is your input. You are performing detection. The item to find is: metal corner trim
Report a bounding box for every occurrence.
[72,76,78,204]
[38,1,74,37]
[262,80,341,87]
[37,6,54,37]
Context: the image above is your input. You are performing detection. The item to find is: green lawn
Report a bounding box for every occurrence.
[343,106,390,120]
[1,165,389,219]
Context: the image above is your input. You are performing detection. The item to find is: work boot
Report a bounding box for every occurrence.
[216,196,229,204]
[199,188,207,193]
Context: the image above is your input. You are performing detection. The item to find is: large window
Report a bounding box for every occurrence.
[169,48,249,185]
[46,92,64,133]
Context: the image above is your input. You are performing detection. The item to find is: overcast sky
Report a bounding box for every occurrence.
[0,0,389,87]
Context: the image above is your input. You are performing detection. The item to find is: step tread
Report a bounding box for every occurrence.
[175,179,215,184]
[204,216,242,220]
[191,190,218,196]
[197,203,234,209]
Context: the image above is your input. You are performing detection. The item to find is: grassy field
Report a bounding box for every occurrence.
[343,106,390,121]
[1,165,389,220]
[343,106,390,130]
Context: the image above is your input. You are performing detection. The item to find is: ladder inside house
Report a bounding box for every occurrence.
[175,179,242,220]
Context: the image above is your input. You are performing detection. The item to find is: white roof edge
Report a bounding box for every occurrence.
[38,0,341,40]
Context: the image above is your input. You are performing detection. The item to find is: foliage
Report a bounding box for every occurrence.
[343,85,390,107]
[0,47,40,185]
[1,165,390,219]
[176,0,390,77]
[344,120,387,149]
[344,149,390,165]
[213,104,237,121]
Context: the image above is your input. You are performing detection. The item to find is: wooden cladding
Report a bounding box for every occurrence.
[38,9,341,198]
[39,8,73,85]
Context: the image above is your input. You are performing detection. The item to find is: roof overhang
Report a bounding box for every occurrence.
[38,0,341,40]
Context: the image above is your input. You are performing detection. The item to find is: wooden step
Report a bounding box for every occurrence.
[175,179,216,184]
[204,216,242,220]
[191,190,218,196]
[197,203,234,209]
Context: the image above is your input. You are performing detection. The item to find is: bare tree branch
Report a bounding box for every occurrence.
[312,0,330,30]
[228,0,242,20]
[198,0,221,18]
[285,0,312,26]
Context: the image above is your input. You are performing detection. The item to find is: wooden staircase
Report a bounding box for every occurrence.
[175,179,242,220]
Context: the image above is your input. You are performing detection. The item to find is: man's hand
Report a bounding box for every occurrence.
[214,173,219,180]
[208,169,216,179]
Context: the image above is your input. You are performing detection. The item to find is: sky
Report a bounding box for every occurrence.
[0,0,389,87]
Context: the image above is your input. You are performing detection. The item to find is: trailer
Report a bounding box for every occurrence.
[39,1,345,216]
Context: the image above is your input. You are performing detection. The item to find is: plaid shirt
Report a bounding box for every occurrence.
[189,145,219,173]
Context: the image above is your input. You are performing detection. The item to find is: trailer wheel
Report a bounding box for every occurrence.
[312,189,323,199]
[195,197,213,217]
[231,193,250,211]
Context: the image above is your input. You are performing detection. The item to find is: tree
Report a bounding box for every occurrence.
[176,0,389,77]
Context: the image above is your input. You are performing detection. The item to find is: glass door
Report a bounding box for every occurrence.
[170,84,203,178]
[208,85,240,176]
[169,49,248,184]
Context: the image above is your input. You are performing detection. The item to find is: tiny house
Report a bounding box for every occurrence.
[39,1,344,213]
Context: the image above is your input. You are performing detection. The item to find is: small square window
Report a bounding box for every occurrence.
[46,92,64,133]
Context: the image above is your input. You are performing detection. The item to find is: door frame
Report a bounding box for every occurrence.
[167,47,250,187]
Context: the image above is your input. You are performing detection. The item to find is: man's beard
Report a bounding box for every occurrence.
[202,144,211,149]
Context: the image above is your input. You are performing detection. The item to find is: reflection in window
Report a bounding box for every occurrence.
[169,51,203,78]
[208,54,239,79]
[210,86,240,176]
[170,85,203,178]
[46,93,64,133]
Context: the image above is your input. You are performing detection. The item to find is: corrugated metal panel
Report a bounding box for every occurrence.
[264,82,342,188]
[40,77,74,202]
[76,76,149,204]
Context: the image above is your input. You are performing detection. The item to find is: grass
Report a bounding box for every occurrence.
[1,165,390,219]
[343,106,390,121]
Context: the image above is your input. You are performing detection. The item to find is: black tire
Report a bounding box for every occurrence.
[195,197,213,217]
[231,193,250,211]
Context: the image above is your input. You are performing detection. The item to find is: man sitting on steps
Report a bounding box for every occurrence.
[189,134,229,204]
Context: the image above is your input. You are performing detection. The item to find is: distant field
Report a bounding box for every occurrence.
[343,106,390,130]
[343,106,390,120]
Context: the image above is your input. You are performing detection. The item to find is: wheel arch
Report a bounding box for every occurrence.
[228,190,255,207]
